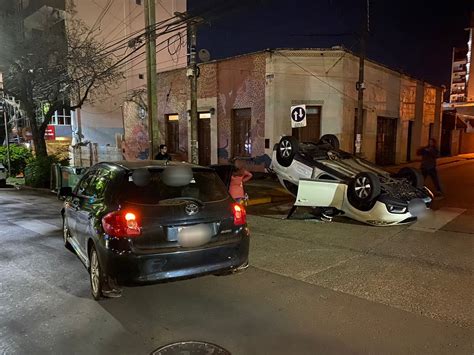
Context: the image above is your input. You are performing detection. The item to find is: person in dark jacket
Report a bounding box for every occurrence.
[154,144,172,161]
[417,138,443,196]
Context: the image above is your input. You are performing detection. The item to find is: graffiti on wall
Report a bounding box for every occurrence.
[122,101,150,160]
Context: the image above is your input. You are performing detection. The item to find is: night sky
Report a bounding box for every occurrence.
[188,0,473,88]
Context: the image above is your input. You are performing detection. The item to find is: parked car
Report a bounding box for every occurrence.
[271,135,432,226]
[59,160,249,300]
[0,163,6,187]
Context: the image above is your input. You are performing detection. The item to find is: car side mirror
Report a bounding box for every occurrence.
[59,186,73,197]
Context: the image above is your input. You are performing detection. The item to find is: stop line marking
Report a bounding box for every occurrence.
[408,207,466,233]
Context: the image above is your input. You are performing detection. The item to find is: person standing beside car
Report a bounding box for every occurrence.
[417,138,443,197]
[229,162,253,205]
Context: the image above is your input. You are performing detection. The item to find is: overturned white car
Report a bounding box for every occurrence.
[271,135,432,226]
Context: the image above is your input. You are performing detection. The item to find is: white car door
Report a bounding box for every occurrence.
[295,178,346,209]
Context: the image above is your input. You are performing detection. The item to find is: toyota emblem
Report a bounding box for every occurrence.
[185,203,199,216]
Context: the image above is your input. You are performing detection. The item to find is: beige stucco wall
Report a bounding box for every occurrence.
[70,0,187,146]
[343,54,403,162]
[265,49,442,164]
[265,49,346,155]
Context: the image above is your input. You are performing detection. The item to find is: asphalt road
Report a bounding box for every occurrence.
[0,161,473,354]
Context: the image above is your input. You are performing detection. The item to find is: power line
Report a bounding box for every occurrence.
[275,50,376,110]
[89,0,115,37]
[100,5,144,47]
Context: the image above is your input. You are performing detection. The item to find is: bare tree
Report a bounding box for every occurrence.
[5,13,123,157]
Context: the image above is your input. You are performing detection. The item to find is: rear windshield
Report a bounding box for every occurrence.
[120,169,229,204]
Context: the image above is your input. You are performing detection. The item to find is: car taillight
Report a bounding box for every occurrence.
[102,211,141,237]
[232,203,247,226]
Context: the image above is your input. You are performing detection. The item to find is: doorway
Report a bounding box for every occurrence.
[198,112,211,166]
[292,106,321,142]
[376,116,397,166]
[407,120,413,161]
[232,108,252,158]
[166,114,179,154]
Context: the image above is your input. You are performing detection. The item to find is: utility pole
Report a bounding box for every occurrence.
[354,0,369,155]
[144,0,158,159]
[189,21,199,164]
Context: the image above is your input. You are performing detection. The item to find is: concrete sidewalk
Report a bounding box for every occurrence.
[385,153,474,172]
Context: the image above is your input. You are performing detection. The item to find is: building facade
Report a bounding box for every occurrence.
[123,48,443,170]
[449,47,468,103]
[443,11,474,156]
[71,0,187,154]
[16,0,186,164]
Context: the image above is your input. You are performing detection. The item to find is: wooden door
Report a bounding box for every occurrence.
[166,114,179,154]
[292,106,321,142]
[376,116,397,166]
[232,108,251,157]
[407,120,413,161]
[198,112,211,166]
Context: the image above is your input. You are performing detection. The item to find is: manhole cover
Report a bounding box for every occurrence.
[152,341,231,355]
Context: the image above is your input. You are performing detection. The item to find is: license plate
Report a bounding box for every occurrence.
[176,224,212,247]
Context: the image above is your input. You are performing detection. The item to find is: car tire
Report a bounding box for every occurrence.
[62,217,74,253]
[349,172,381,204]
[395,167,424,189]
[0,179,6,188]
[318,134,340,150]
[89,245,104,301]
[276,136,299,167]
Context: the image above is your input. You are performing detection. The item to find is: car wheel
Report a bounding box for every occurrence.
[395,167,424,189]
[0,179,6,188]
[276,136,299,167]
[318,134,340,150]
[349,172,381,204]
[62,217,75,252]
[89,245,104,301]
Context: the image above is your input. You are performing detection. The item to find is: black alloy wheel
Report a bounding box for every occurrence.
[276,136,299,167]
[89,245,104,301]
[318,134,340,150]
[349,172,381,204]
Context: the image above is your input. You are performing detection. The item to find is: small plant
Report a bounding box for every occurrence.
[25,154,69,188]
[0,145,33,176]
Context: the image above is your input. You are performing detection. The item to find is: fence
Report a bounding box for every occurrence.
[70,144,123,167]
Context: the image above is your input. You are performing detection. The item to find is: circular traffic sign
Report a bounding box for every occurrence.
[291,106,306,122]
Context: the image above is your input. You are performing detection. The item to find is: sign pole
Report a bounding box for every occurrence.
[3,109,11,178]
[0,72,11,178]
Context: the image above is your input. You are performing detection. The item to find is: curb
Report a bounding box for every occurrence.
[247,197,272,206]
[17,185,54,194]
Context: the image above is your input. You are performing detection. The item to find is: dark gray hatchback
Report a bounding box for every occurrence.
[60,160,249,300]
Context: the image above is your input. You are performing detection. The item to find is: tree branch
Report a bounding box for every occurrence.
[71,79,95,110]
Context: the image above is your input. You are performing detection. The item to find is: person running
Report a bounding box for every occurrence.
[154,144,172,161]
[417,138,443,196]
[229,162,253,204]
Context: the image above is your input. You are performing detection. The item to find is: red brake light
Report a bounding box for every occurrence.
[232,203,247,226]
[102,211,141,237]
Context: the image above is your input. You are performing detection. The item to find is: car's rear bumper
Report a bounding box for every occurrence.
[97,232,250,286]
